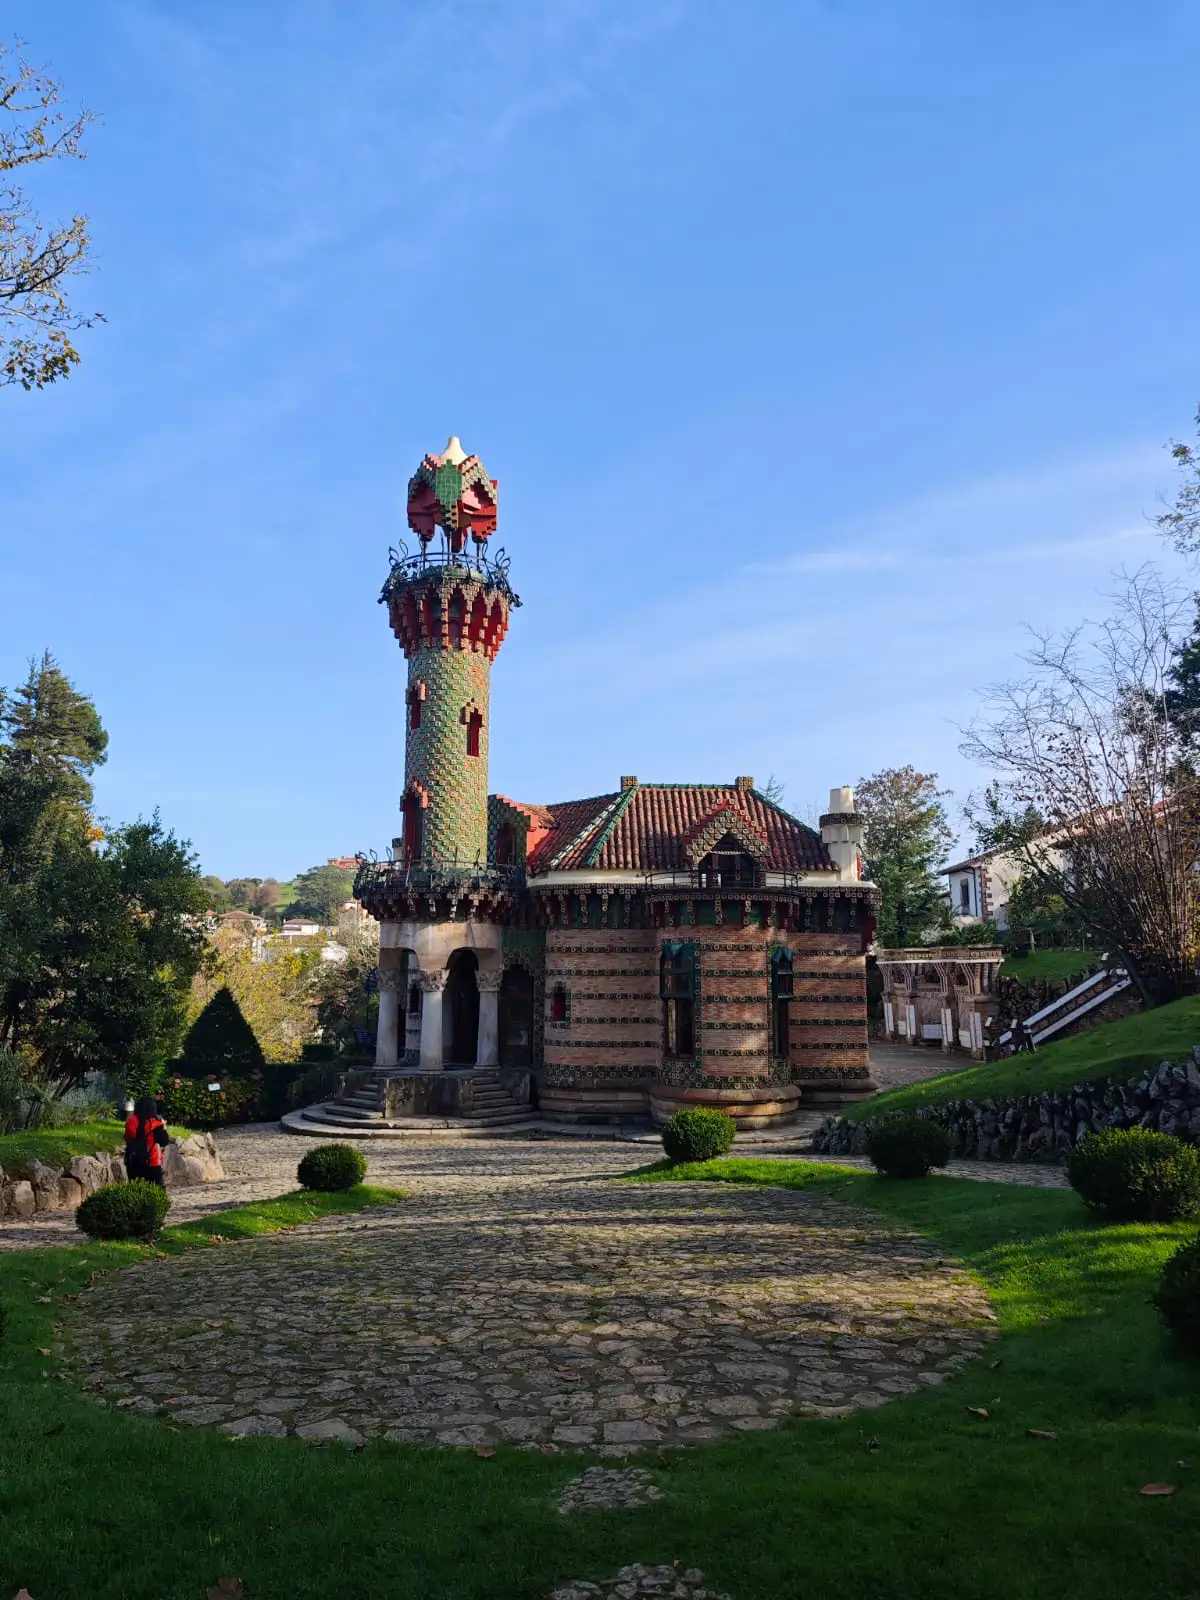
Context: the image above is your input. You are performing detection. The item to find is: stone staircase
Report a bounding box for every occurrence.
[281,1067,537,1138]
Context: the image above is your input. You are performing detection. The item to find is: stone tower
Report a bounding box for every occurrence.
[383,436,515,868]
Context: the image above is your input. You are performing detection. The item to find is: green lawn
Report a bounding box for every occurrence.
[847,992,1200,1123]
[1000,948,1096,982]
[0,1119,201,1176]
[1,1163,1198,1599]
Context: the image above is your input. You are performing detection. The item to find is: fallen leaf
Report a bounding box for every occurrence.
[475,1445,495,1459]
[36,1348,51,1357]
[538,1443,559,1454]
[1140,1483,1176,1497]
[34,1296,51,1304]
[988,1359,1002,1369]
[206,1577,244,1599]
[14,1589,34,1599]
[1026,1429,1058,1440]
[966,1407,990,1419]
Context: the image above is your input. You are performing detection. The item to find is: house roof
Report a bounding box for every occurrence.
[503,783,833,874]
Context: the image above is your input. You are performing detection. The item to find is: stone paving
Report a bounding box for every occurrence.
[63,1147,995,1451]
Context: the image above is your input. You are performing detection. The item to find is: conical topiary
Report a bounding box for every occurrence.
[181,986,265,1067]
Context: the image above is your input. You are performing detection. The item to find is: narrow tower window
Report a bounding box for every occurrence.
[402,794,423,865]
[660,945,695,1058]
[550,983,568,1023]
[466,709,483,758]
[495,824,517,865]
[771,948,794,1060]
[407,682,424,730]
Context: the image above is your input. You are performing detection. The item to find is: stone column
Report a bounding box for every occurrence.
[376,967,404,1068]
[417,970,448,1072]
[476,968,503,1068]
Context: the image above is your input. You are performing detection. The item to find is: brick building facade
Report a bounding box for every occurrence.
[354,437,880,1127]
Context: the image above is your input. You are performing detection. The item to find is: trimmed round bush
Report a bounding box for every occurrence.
[297,1142,367,1192]
[661,1107,736,1164]
[76,1179,171,1240]
[1153,1234,1200,1353]
[866,1114,952,1179]
[1065,1128,1200,1222]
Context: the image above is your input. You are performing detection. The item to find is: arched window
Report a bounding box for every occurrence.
[771,948,794,1061]
[495,824,517,866]
[660,944,695,1058]
[466,709,483,758]
[550,983,568,1024]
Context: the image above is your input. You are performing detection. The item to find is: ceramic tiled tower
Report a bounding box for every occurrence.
[384,436,514,868]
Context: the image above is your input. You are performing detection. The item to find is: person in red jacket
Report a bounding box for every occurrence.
[124,1095,172,1186]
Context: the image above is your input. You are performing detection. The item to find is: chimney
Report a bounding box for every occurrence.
[820,787,864,880]
[734,775,755,792]
[620,775,638,791]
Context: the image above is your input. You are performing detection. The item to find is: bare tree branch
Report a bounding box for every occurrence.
[962,567,1200,1005]
[0,38,99,389]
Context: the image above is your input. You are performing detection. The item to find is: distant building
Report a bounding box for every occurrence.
[279,917,323,940]
[943,838,1065,932]
[327,856,361,871]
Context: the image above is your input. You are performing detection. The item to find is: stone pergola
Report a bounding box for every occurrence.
[875,947,1004,1059]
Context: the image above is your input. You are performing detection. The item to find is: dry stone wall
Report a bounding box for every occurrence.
[812,1051,1200,1162]
[0,1133,223,1219]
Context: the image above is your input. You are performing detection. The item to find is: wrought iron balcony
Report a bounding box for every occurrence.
[354,857,526,904]
[380,537,521,606]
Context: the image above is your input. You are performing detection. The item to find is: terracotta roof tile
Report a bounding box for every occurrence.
[505,784,832,874]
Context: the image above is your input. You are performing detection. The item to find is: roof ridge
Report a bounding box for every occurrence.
[581,780,641,868]
[546,791,628,870]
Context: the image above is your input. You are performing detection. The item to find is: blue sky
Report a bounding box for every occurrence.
[3,1,1198,877]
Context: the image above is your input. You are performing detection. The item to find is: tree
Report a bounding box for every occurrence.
[2,41,99,389]
[248,878,281,915]
[313,938,379,1057]
[0,658,205,1094]
[198,874,231,911]
[1156,404,1200,557]
[287,863,355,922]
[187,926,320,1061]
[962,568,1200,1006]
[0,651,107,806]
[181,985,265,1066]
[0,814,206,1094]
[855,766,954,947]
[224,877,259,910]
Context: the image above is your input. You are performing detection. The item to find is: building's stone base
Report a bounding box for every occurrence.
[649,1083,802,1129]
[793,1074,878,1106]
[538,1084,652,1125]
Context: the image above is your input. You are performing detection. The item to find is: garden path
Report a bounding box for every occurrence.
[64,1150,996,1450]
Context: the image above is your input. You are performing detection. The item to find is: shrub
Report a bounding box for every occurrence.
[76,1180,171,1240]
[297,1142,367,1191]
[1066,1128,1200,1222]
[661,1107,737,1164]
[1153,1235,1200,1353]
[866,1114,952,1179]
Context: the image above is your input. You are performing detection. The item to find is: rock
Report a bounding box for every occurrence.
[296,1418,365,1446]
[68,1155,108,1197]
[29,1161,65,1212]
[58,1175,85,1211]
[162,1133,224,1187]
[219,1415,287,1438]
[9,1180,35,1219]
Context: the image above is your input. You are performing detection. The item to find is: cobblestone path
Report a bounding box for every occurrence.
[65,1150,995,1451]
